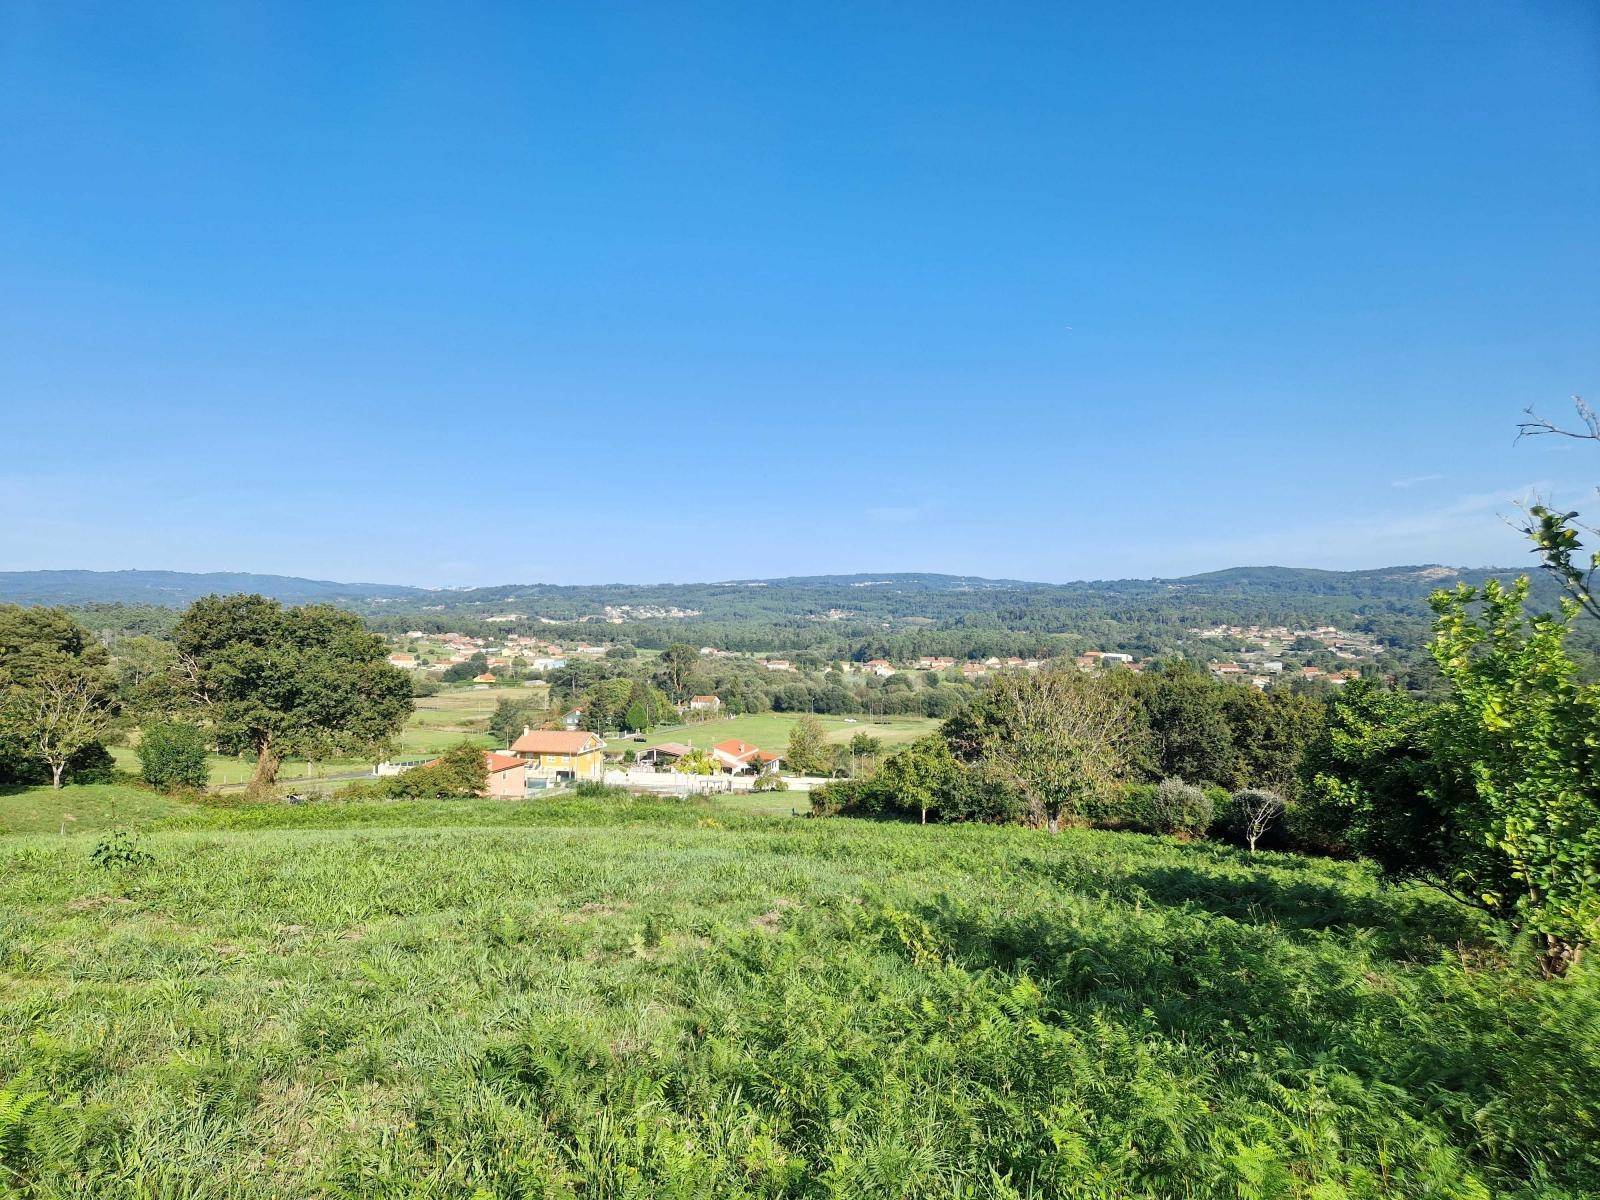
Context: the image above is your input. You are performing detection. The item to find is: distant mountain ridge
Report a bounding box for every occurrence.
[0,569,423,607]
[0,564,1522,609]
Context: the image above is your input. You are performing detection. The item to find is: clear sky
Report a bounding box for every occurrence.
[3,2,1597,587]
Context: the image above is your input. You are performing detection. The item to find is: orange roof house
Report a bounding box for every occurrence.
[711,739,782,773]
[508,728,606,782]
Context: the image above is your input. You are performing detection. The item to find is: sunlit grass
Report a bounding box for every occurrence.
[0,796,1593,1197]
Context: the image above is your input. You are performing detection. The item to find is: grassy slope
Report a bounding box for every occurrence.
[0,797,1595,1198]
[620,712,941,754]
[0,783,188,837]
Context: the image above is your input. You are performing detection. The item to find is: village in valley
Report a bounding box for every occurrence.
[376,614,1377,796]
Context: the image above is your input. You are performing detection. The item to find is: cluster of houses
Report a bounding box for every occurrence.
[433,726,785,799]
[1207,661,1361,690]
[386,630,612,678]
[636,738,782,774]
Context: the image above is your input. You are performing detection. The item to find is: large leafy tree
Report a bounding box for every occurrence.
[174,595,412,793]
[873,734,959,824]
[1222,685,1325,796]
[1136,663,1237,785]
[0,605,117,787]
[1297,678,1451,863]
[947,668,1135,832]
[784,714,831,776]
[1430,579,1600,976]
[2,662,119,789]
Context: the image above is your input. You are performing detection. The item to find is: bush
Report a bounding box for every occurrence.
[943,761,1023,824]
[336,742,488,801]
[136,720,211,792]
[1149,777,1213,836]
[809,777,884,818]
[90,830,152,872]
[573,781,629,800]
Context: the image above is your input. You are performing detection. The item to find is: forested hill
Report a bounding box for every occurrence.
[0,565,1531,613]
[0,569,423,607]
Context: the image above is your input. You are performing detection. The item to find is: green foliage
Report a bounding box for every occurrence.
[1429,578,1600,973]
[1150,777,1214,836]
[872,734,959,823]
[0,800,1595,1195]
[488,697,548,746]
[342,741,488,800]
[674,749,717,776]
[135,720,210,792]
[173,594,412,790]
[441,653,488,683]
[1136,664,1236,785]
[88,829,152,872]
[784,713,831,777]
[947,668,1135,831]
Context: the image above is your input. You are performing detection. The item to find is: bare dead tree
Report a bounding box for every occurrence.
[1514,397,1599,624]
[1233,789,1286,855]
[1517,395,1599,444]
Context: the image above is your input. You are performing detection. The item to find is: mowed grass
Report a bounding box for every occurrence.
[620,713,941,755]
[1,795,1596,1198]
[0,783,189,837]
[105,688,510,788]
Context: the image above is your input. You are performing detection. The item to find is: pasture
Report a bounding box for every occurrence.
[0,788,1594,1197]
[105,688,508,789]
[619,713,941,755]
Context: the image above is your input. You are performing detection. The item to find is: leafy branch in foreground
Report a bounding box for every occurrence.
[1517,396,1599,624]
[1429,579,1600,977]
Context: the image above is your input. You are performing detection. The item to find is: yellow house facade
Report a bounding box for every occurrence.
[508,728,606,782]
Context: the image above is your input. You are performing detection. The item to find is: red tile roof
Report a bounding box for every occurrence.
[510,730,603,755]
[711,739,780,765]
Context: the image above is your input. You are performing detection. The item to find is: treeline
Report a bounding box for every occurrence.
[0,595,412,796]
[816,575,1600,976]
[813,664,1324,826]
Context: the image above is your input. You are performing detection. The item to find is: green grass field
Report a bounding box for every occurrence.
[617,713,940,756]
[0,785,1594,1197]
[103,697,935,792]
[105,689,511,788]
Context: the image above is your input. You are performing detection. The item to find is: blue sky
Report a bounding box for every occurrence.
[3,1,1597,586]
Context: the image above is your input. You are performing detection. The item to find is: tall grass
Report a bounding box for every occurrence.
[0,799,1594,1197]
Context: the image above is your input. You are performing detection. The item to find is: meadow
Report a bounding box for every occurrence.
[101,691,934,791]
[104,689,508,789]
[0,786,1595,1198]
[618,712,940,756]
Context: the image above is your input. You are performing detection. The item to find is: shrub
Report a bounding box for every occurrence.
[336,742,488,802]
[809,777,884,817]
[943,761,1023,824]
[1149,777,1213,836]
[89,830,152,872]
[135,720,211,793]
